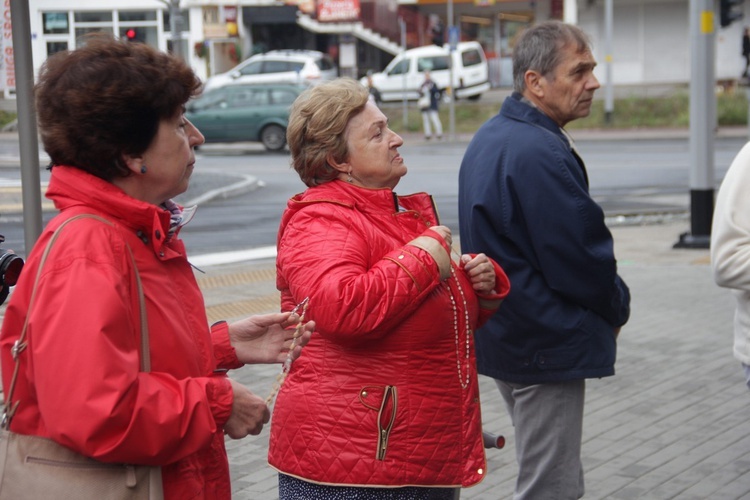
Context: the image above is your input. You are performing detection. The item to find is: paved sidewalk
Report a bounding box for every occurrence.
[193,219,749,500]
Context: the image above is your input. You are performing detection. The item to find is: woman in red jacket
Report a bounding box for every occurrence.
[0,36,312,499]
[267,78,511,499]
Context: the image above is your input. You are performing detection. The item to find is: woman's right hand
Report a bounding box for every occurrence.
[430,225,452,248]
[224,379,270,439]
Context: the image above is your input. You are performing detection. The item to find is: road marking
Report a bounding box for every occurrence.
[190,246,276,267]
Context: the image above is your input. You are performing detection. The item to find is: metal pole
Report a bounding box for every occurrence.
[604,0,614,125]
[169,0,183,59]
[157,0,182,58]
[399,17,407,130]
[563,0,578,24]
[448,0,455,142]
[10,0,43,252]
[675,0,715,249]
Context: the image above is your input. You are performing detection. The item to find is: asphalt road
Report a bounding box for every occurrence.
[0,130,747,257]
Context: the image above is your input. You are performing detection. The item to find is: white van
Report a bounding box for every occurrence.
[362,42,490,102]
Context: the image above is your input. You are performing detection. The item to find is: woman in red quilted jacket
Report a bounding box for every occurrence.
[267,78,511,499]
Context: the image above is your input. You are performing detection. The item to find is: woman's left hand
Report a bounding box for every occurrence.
[228,312,314,365]
[460,253,496,294]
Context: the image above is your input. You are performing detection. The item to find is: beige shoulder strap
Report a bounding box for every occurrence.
[1,214,149,430]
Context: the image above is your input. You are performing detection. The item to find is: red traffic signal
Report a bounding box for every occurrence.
[125,28,137,41]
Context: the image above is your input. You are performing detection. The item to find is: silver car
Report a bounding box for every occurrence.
[204,50,337,91]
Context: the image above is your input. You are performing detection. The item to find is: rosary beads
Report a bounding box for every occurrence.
[265,297,309,406]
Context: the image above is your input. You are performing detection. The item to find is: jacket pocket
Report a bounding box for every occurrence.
[358,385,398,461]
[534,309,615,370]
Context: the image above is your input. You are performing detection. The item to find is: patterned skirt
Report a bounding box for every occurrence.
[278,473,459,500]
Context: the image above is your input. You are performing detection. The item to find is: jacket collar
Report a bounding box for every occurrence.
[288,180,437,220]
[503,92,567,138]
[46,166,182,258]
[502,92,589,185]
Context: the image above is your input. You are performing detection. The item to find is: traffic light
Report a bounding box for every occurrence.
[125,28,139,42]
[720,0,745,28]
[431,21,444,47]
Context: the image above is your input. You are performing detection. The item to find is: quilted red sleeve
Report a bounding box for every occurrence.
[277,205,448,343]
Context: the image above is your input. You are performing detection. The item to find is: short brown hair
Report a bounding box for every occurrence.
[286,78,369,187]
[35,35,201,181]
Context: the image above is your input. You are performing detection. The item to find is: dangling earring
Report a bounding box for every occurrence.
[347,168,353,183]
[140,165,147,174]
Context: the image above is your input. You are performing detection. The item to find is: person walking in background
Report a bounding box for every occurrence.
[742,27,750,77]
[458,21,631,500]
[0,35,313,500]
[711,142,750,389]
[267,78,510,499]
[419,70,443,141]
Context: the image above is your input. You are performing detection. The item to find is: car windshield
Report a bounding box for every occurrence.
[239,61,263,76]
[418,56,449,72]
[388,59,410,76]
[191,89,229,111]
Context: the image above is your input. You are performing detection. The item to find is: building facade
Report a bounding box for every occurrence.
[17,0,750,95]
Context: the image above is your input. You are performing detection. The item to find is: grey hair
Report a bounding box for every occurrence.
[512,21,592,93]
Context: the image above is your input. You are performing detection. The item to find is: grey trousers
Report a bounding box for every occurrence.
[495,378,586,500]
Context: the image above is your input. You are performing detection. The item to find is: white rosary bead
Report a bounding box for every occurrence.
[447,267,471,389]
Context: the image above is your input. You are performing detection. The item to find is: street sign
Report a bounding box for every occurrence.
[448,26,459,51]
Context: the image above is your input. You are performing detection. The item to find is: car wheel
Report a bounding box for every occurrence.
[261,124,286,152]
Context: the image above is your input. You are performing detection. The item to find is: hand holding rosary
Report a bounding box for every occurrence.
[265,297,310,406]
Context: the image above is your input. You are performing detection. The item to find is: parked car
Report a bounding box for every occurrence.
[361,42,490,102]
[186,83,303,151]
[203,49,337,91]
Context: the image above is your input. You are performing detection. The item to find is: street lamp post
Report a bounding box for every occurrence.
[158,0,183,59]
[674,0,715,249]
[604,0,614,125]
[447,0,455,142]
[10,0,43,250]
[400,17,407,130]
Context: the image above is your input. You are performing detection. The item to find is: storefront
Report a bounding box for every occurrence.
[26,0,257,88]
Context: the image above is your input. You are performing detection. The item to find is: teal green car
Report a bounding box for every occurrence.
[186,84,303,152]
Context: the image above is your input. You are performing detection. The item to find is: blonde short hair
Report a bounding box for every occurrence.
[286,78,369,187]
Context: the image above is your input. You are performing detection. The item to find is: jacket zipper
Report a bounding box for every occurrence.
[376,385,397,460]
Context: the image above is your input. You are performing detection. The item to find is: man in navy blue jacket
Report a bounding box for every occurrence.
[458,21,630,500]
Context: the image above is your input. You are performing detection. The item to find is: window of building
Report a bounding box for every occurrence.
[42,9,181,60]
[75,27,115,46]
[43,12,69,35]
[120,26,158,46]
[46,41,68,56]
[74,11,112,23]
[119,11,157,22]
